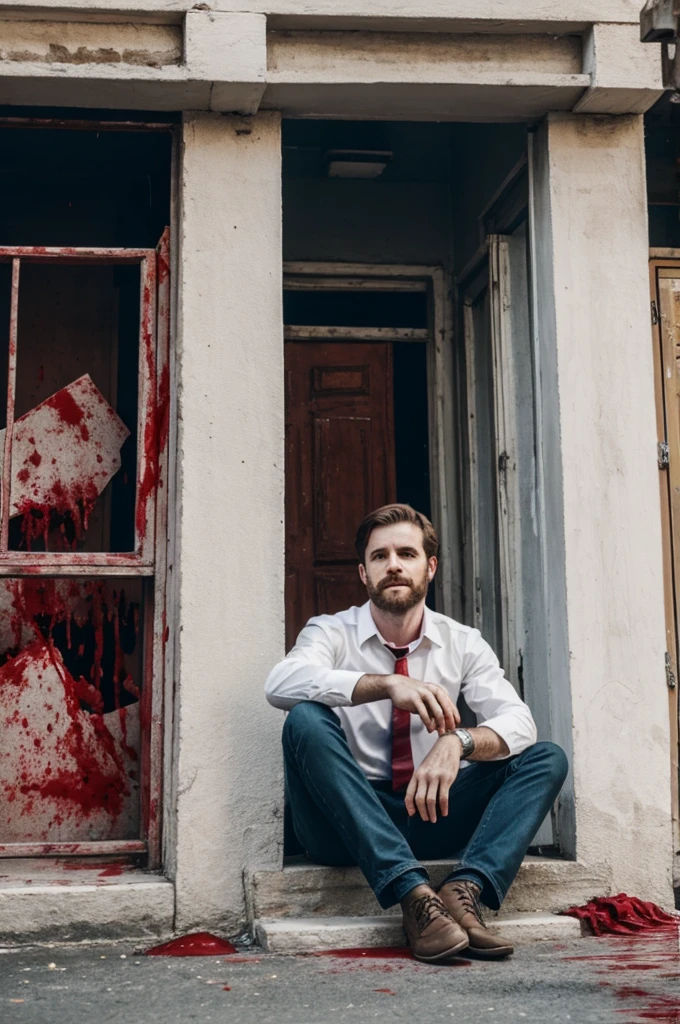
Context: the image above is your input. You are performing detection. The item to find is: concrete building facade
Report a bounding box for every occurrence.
[0,0,676,945]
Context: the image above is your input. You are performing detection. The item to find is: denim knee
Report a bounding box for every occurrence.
[282,701,335,754]
[523,741,569,785]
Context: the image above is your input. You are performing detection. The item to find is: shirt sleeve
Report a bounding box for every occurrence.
[264,619,365,710]
[460,629,537,756]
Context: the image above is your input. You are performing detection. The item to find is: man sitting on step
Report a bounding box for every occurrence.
[265,504,568,964]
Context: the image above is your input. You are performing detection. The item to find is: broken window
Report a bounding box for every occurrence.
[0,577,144,843]
[0,253,163,557]
[0,233,169,861]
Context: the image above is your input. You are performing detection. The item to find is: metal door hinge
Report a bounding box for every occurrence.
[652,299,660,325]
[666,651,676,690]
[659,440,670,469]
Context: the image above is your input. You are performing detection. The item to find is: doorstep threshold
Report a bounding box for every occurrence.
[0,858,174,945]
[255,912,584,954]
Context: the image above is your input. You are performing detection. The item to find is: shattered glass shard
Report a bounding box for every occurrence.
[0,374,129,547]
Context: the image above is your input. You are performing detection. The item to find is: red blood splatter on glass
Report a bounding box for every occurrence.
[0,640,128,820]
[16,476,100,552]
[44,388,85,432]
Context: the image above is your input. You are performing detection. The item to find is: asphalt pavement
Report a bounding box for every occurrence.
[1,928,679,1024]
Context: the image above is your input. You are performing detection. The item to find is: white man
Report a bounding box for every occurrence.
[265,504,568,964]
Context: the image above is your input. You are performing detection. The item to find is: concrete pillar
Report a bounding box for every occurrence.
[172,111,285,933]
[532,113,673,904]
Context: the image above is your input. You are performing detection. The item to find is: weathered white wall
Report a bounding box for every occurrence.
[173,111,285,933]
[0,21,181,66]
[533,113,673,903]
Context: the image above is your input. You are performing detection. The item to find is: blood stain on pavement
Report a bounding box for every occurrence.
[145,933,238,957]
[562,925,680,1024]
[315,946,471,973]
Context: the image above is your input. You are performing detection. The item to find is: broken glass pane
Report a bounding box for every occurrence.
[9,263,140,552]
[0,577,144,843]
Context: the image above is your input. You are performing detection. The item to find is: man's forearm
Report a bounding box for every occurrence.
[448,725,509,760]
[352,674,393,705]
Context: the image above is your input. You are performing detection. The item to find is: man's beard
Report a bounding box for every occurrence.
[366,568,429,614]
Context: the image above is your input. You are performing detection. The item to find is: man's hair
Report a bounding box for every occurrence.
[354,504,439,563]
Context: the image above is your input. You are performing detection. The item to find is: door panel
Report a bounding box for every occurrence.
[464,230,555,846]
[650,260,680,873]
[285,341,396,649]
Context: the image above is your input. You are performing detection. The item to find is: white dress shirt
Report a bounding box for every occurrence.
[265,602,537,781]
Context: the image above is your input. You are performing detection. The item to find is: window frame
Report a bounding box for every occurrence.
[0,233,170,866]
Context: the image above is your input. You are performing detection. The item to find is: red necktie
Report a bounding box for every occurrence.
[390,647,415,792]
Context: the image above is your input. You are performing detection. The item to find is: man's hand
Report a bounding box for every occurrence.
[352,674,460,735]
[405,734,462,823]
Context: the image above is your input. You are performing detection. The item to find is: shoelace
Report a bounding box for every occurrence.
[410,893,454,935]
[449,881,486,928]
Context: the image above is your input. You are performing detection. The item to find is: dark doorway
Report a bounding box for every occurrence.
[284,278,432,649]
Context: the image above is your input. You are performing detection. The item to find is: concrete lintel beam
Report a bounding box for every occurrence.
[0,0,647,30]
[0,11,266,113]
[574,22,665,114]
[261,80,589,122]
[263,29,589,120]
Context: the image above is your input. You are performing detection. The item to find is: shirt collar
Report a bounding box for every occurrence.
[357,600,444,650]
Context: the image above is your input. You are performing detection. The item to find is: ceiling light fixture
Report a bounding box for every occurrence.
[324,149,392,179]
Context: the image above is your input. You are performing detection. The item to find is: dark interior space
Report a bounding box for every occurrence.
[647,94,680,247]
[0,125,172,553]
[283,289,428,328]
[0,124,172,248]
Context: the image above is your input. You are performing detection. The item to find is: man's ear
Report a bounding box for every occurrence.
[427,555,438,582]
[358,562,368,586]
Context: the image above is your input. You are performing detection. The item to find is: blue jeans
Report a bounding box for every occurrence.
[283,702,568,910]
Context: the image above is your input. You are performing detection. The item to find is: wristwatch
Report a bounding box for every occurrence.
[452,727,475,759]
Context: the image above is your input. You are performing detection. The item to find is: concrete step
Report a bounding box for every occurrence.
[249,856,609,921]
[0,858,174,944]
[255,912,583,954]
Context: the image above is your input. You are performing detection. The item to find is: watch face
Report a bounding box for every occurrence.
[457,729,473,756]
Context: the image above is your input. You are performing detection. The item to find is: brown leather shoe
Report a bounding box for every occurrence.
[437,880,514,960]
[401,885,469,963]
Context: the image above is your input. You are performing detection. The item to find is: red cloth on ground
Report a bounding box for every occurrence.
[562,893,678,936]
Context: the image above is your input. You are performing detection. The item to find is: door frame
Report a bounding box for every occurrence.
[649,248,680,867]
[283,261,461,620]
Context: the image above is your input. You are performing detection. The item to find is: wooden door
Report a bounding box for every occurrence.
[650,258,680,859]
[285,341,396,649]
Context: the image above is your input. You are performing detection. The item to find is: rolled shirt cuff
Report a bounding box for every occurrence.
[479,713,537,757]
[311,670,366,707]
